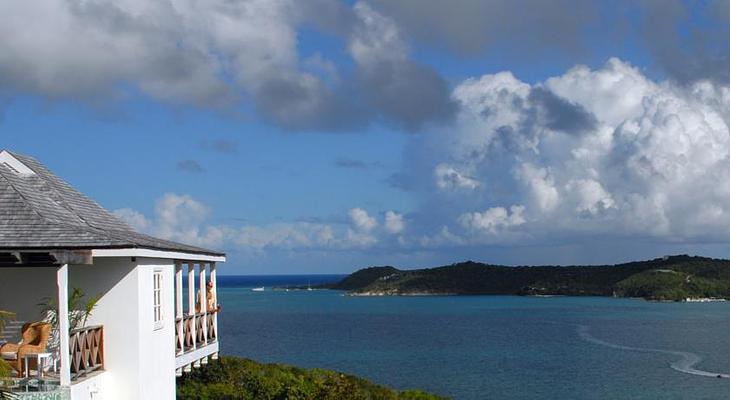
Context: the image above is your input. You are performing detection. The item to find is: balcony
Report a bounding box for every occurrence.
[0,257,108,399]
[0,324,104,399]
[173,261,219,375]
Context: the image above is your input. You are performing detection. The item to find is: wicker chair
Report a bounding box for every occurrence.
[0,322,51,376]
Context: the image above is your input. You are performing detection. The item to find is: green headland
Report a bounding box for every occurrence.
[325,255,730,302]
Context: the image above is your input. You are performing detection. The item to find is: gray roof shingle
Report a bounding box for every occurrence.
[0,150,224,257]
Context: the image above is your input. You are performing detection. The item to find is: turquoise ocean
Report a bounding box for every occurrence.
[216,275,730,399]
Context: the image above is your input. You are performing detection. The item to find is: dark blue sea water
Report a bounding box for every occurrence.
[217,275,730,399]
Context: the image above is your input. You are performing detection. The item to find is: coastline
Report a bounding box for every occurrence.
[326,256,730,302]
[347,291,458,297]
[683,297,727,302]
[345,291,729,302]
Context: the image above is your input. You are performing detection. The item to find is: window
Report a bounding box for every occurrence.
[153,269,163,330]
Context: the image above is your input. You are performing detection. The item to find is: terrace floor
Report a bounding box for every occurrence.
[1,377,68,400]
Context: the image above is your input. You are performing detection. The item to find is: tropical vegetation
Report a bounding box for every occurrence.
[38,287,100,331]
[0,310,15,399]
[0,311,13,334]
[177,356,445,400]
[326,255,730,301]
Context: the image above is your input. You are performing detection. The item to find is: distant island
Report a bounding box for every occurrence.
[323,255,730,302]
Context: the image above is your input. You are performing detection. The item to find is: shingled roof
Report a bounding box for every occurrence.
[0,150,224,257]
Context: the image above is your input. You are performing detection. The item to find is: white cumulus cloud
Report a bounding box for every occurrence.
[112,208,150,232]
[114,196,405,253]
[459,206,526,234]
[384,211,405,234]
[434,164,480,191]
[349,207,378,232]
[398,57,730,246]
[117,57,730,259]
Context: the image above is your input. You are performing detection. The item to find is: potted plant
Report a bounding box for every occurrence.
[37,289,100,378]
[0,311,13,333]
[38,288,100,331]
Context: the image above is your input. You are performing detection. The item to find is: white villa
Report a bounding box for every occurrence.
[0,150,225,399]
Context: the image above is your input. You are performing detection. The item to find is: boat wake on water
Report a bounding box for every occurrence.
[577,325,730,379]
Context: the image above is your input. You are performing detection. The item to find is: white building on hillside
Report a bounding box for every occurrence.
[0,150,225,400]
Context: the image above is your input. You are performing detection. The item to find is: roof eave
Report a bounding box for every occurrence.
[0,245,225,261]
[91,247,226,263]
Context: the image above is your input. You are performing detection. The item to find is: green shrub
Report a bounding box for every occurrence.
[177,357,446,400]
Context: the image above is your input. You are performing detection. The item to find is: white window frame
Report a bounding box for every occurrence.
[153,268,164,330]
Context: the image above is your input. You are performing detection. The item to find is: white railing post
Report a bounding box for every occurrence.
[211,262,217,343]
[57,264,71,386]
[187,261,196,350]
[175,261,183,354]
[199,263,208,345]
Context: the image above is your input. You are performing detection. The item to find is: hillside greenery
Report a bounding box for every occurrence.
[177,357,445,400]
[327,255,730,301]
[0,360,11,400]
[325,266,400,291]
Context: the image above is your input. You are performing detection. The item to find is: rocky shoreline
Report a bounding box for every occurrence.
[347,291,458,296]
[683,297,727,302]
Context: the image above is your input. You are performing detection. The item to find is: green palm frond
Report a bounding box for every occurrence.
[38,287,99,331]
[0,359,16,399]
[0,311,14,333]
[0,313,17,399]
[0,359,9,378]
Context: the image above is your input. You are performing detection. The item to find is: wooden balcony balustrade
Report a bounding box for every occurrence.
[206,310,217,341]
[69,325,104,380]
[175,310,217,355]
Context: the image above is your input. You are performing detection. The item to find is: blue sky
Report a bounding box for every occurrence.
[3,1,730,274]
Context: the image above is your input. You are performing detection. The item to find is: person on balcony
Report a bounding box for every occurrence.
[195,281,220,313]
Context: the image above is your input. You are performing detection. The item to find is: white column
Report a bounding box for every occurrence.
[175,262,183,354]
[57,264,71,386]
[211,262,218,342]
[187,262,196,349]
[199,263,208,345]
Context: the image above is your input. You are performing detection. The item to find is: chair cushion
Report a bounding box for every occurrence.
[1,352,17,360]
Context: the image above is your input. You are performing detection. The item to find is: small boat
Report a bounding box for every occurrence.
[251,287,265,292]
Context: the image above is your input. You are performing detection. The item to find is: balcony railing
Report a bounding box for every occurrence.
[69,325,104,380]
[206,311,217,342]
[175,310,217,356]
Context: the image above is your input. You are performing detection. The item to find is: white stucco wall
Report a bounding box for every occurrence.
[69,371,107,400]
[70,257,176,400]
[0,266,57,322]
[70,257,140,400]
[135,258,176,400]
